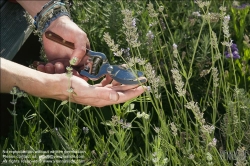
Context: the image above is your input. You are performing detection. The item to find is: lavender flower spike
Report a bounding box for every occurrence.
[225,43,240,59]
[233,3,250,9]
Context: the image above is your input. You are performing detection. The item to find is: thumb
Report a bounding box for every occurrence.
[70,48,85,66]
[70,35,90,66]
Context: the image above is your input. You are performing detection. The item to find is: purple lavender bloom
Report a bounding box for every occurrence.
[225,43,240,59]
[233,3,250,9]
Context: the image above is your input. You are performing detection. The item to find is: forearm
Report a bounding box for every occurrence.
[17,0,50,17]
[0,58,67,100]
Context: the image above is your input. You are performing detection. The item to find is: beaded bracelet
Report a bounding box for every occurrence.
[34,0,71,34]
[34,0,56,28]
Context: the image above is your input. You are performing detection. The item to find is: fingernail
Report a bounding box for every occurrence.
[69,57,79,65]
[109,92,118,101]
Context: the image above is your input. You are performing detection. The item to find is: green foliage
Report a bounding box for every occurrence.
[230,4,250,89]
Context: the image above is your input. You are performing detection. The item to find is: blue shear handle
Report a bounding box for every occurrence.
[87,50,108,61]
[80,63,110,81]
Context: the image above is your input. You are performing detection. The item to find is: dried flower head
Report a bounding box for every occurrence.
[200,69,210,77]
[122,9,141,47]
[127,57,146,67]
[185,101,205,125]
[10,86,27,98]
[235,147,248,166]
[206,152,213,165]
[171,68,186,97]
[82,127,89,134]
[211,67,219,87]
[158,6,164,12]
[144,62,165,99]
[152,149,169,165]
[122,122,132,129]
[147,2,159,18]
[146,30,155,40]
[192,11,201,17]
[232,1,240,7]
[211,31,218,49]
[111,115,120,125]
[67,87,74,93]
[195,0,210,9]
[219,6,227,12]
[137,112,150,119]
[173,43,178,58]
[146,30,155,50]
[122,47,131,57]
[189,154,195,160]
[153,126,160,134]
[243,35,250,48]
[222,15,231,39]
[208,138,217,147]
[170,122,178,136]
[10,86,18,95]
[69,57,78,65]
[201,124,215,134]
[103,32,123,57]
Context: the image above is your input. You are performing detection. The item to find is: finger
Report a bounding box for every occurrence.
[49,59,70,67]
[77,55,92,68]
[85,86,119,102]
[89,85,146,102]
[45,63,55,74]
[86,38,90,50]
[72,69,89,81]
[115,86,146,103]
[88,86,146,107]
[37,65,45,72]
[70,33,89,66]
[54,62,65,73]
[100,75,113,86]
[70,81,119,102]
[48,58,89,80]
[110,84,140,91]
[111,80,121,86]
[33,61,45,68]
[93,75,113,87]
[70,48,85,65]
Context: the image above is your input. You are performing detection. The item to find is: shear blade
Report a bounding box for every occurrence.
[111,66,146,85]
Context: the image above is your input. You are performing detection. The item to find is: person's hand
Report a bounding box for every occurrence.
[33,58,90,81]
[58,74,146,107]
[41,16,90,74]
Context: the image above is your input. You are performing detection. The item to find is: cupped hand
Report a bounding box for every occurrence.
[60,75,147,107]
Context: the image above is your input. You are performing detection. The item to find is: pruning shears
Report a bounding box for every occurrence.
[45,31,146,85]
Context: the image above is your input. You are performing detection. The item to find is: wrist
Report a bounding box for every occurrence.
[45,73,69,100]
[0,58,70,101]
[34,0,71,34]
[18,1,50,17]
[47,15,71,30]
